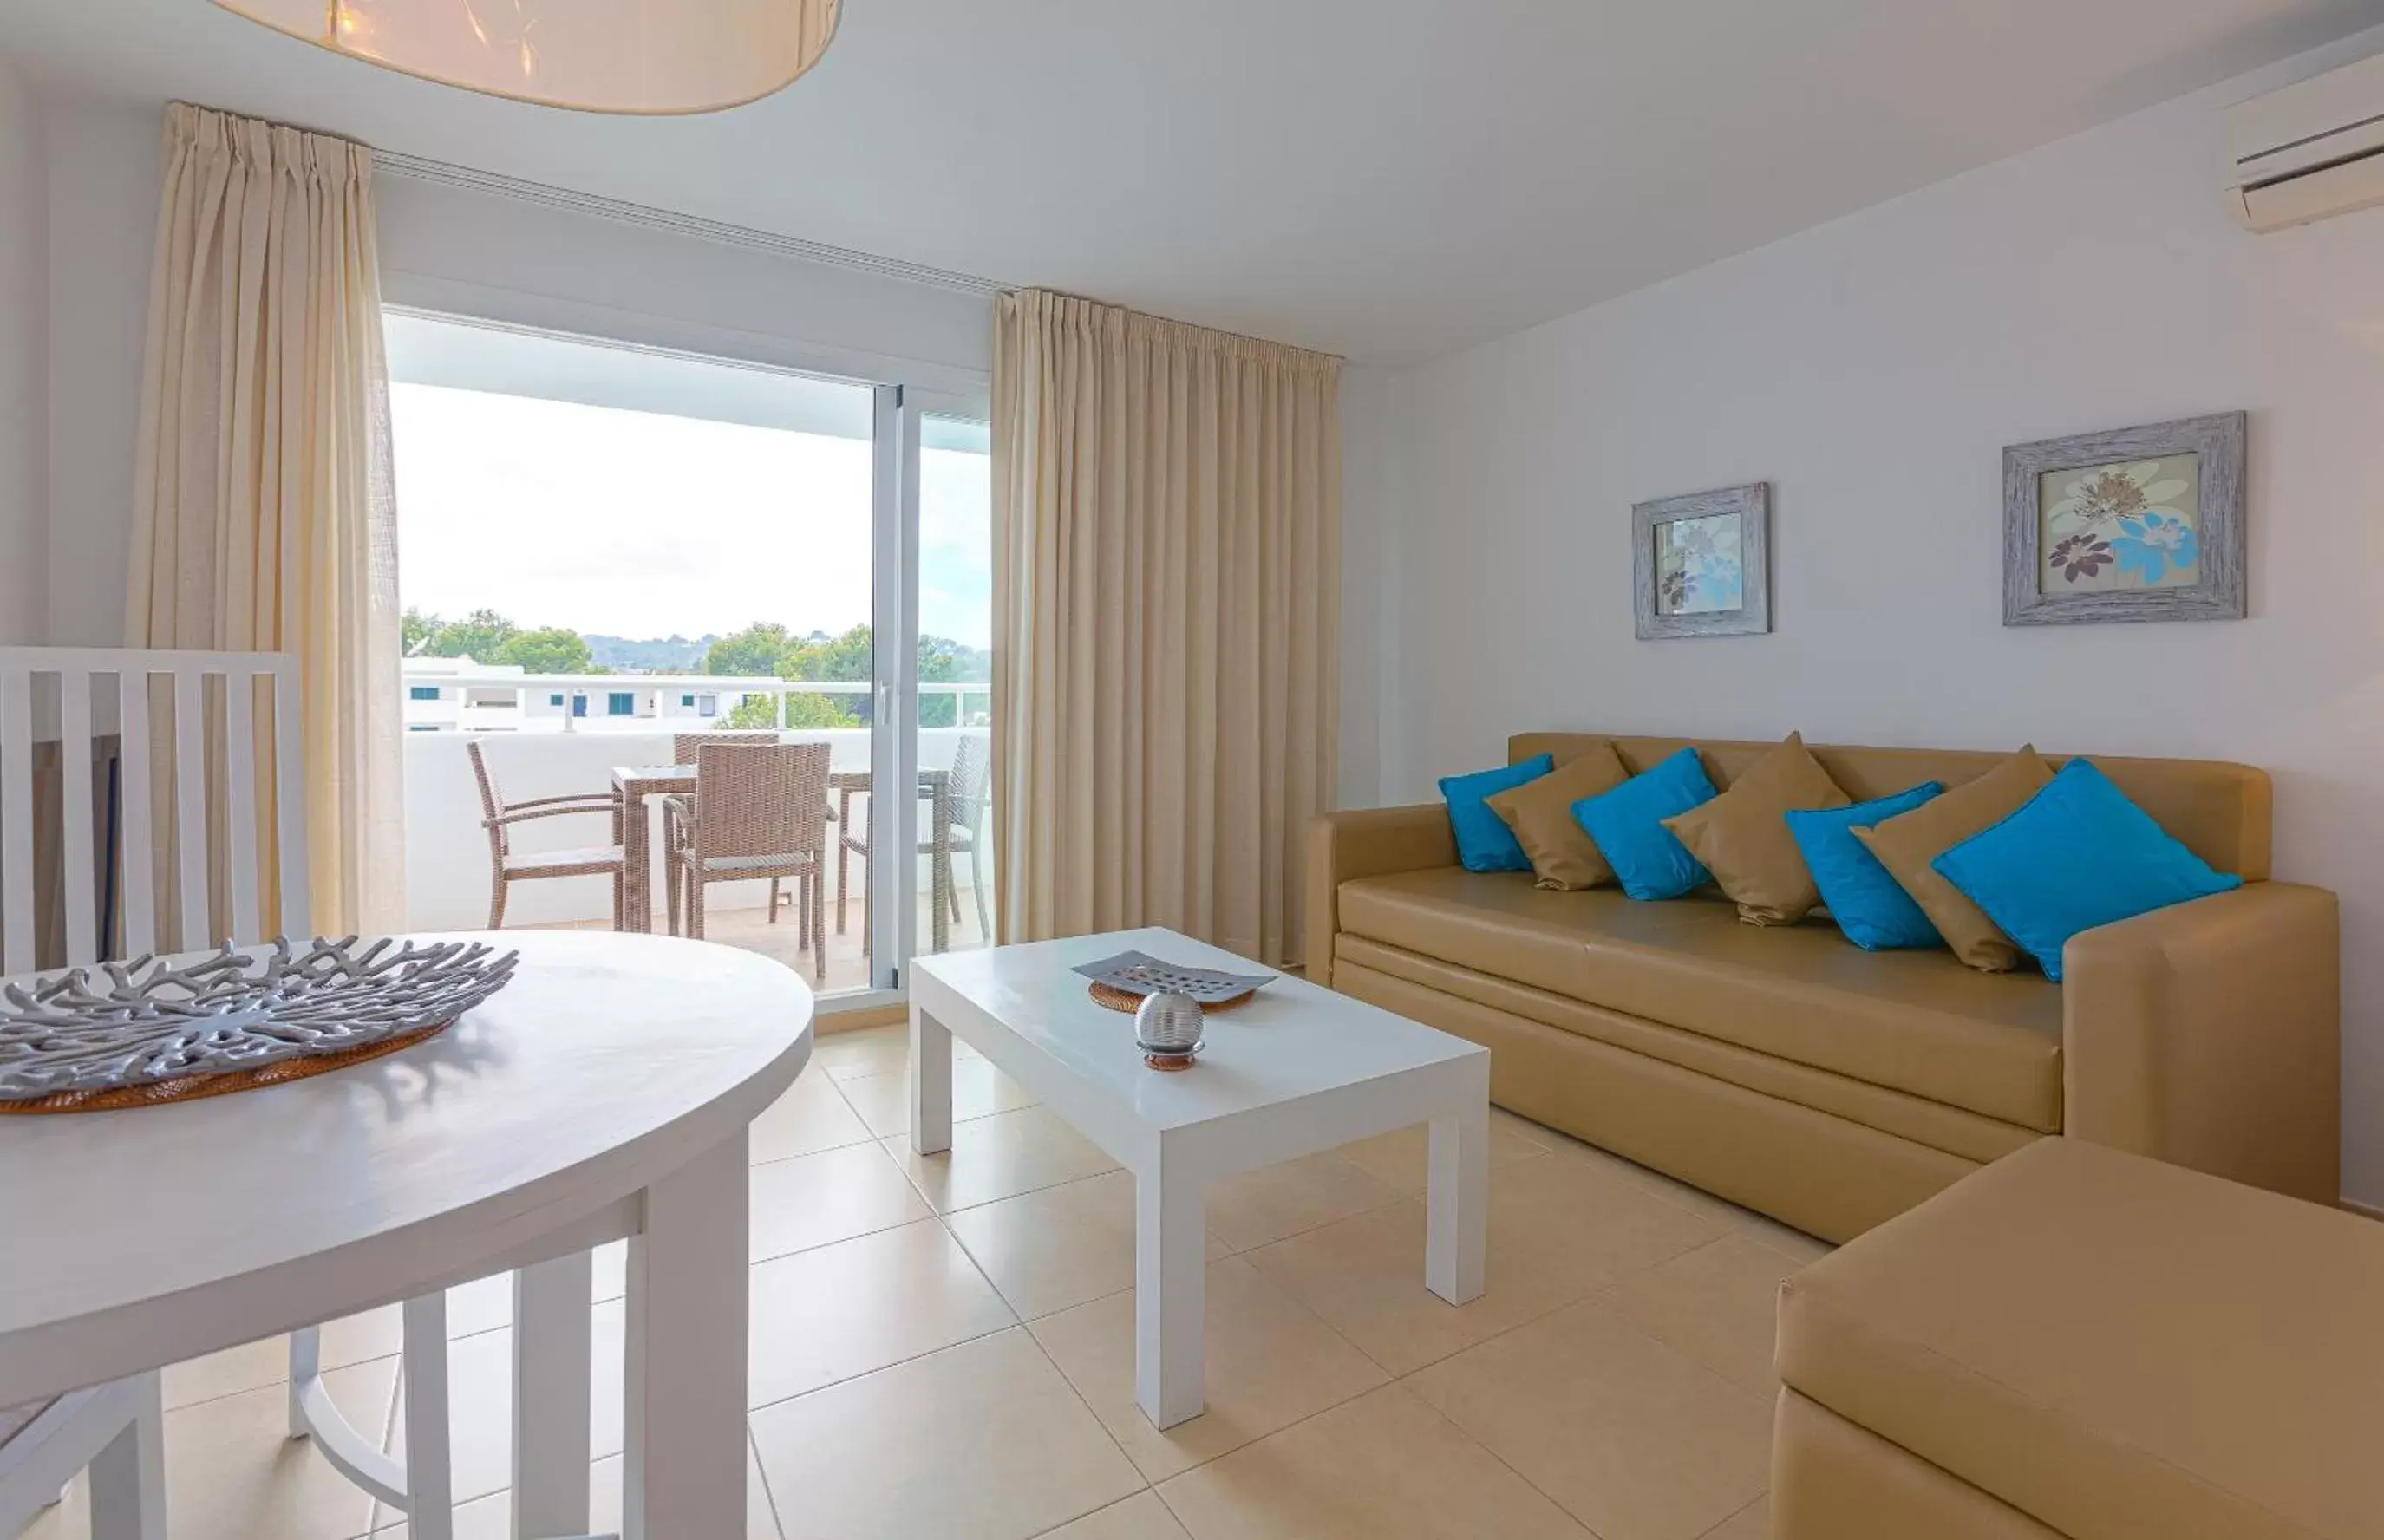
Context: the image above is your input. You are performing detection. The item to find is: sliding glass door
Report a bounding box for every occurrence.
[908,401,995,962]
[389,310,999,1009]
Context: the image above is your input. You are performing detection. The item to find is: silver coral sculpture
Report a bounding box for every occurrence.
[0,937,518,1102]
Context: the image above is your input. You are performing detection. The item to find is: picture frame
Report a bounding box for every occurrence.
[1632,482,1771,640]
[2002,411,2245,626]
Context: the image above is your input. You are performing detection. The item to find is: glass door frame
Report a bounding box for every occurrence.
[383,301,987,1014]
[870,383,992,993]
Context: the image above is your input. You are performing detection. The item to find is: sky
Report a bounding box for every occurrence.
[390,382,992,648]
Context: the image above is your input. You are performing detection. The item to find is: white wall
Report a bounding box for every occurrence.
[1336,362,1391,809]
[0,56,47,643]
[1369,26,2384,1206]
[41,98,154,646]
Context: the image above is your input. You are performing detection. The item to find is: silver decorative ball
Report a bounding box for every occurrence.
[1134,989,1205,1055]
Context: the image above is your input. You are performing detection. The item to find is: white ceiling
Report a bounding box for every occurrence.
[3,2,2378,362]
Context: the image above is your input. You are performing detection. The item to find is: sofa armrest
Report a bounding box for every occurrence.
[2061,881,2339,1204]
[1303,805,1457,988]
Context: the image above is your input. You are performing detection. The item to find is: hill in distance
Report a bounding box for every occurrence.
[584,634,717,673]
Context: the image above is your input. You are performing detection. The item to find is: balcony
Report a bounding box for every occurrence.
[403,668,994,997]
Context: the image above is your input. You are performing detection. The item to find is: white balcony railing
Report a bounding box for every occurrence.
[400,668,993,933]
[401,666,990,734]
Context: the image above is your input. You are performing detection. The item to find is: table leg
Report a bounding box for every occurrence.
[910,1002,953,1155]
[1134,1158,1205,1429]
[401,1293,454,1540]
[513,1252,593,1540]
[624,1132,748,1540]
[1426,1100,1489,1305]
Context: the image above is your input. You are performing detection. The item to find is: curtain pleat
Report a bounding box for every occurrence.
[991,290,1341,965]
[127,101,403,936]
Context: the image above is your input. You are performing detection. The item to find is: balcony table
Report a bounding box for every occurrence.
[613,762,951,947]
[0,930,813,1540]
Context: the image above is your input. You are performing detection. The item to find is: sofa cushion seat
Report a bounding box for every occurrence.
[1778,1138,2384,1540]
[1336,868,2063,1130]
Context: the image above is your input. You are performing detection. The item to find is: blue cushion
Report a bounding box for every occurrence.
[1785,783,1947,950]
[1931,758,2241,981]
[1440,754,1554,872]
[1572,747,1719,901]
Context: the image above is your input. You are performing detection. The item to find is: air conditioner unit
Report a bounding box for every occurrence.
[2225,50,2384,232]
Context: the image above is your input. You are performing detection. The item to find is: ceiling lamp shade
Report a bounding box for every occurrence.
[211,0,841,114]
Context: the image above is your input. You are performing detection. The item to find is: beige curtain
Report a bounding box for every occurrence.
[127,101,403,934]
[992,290,1341,965]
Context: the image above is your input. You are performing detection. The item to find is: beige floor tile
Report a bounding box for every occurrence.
[1703,1495,1769,1539]
[369,1448,777,1539]
[945,1171,1229,1321]
[809,1021,982,1083]
[1542,1137,1833,1264]
[750,1140,934,1262]
[379,1298,628,1517]
[147,1357,396,1540]
[749,1217,1018,1407]
[1035,1491,1192,1539]
[1029,1256,1388,1483]
[1153,1383,1591,1540]
[1727,1209,1834,1267]
[1247,1152,1721,1375]
[1603,1235,1795,1396]
[1331,1108,1554,1196]
[839,1055,1036,1139]
[749,1328,1143,1540]
[163,1302,400,1413]
[749,1070,878,1163]
[1203,1153,1405,1255]
[1407,1298,1771,1540]
[810,1022,913,1080]
[593,1240,627,1302]
[882,1106,1120,1214]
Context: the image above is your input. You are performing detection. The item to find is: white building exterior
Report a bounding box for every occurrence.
[402,658,766,734]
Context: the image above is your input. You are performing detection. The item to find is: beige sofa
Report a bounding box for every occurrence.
[1306,733,2341,1241]
[1773,1136,2384,1539]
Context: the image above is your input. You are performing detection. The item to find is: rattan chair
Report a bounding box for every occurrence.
[664,741,831,978]
[671,730,778,763]
[838,734,993,949]
[670,732,812,923]
[466,739,624,930]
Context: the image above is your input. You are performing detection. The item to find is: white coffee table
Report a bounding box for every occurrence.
[910,926,1490,1429]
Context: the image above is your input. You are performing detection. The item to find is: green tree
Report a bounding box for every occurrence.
[703,623,795,678]
[402,608,441,656]
[428,608,519,663]
[782,624,874,683]
[496,626,593,675]
[718,691,858,729]
[916,634,990,728]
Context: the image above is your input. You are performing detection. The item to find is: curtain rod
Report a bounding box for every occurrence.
[371,150,1011,299]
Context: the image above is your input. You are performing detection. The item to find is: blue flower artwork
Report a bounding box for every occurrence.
[1655,512,1745,616]
[2040,454,2202,593]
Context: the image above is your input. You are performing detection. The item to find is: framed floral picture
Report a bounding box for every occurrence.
[2002,412,2245,625]
[1633,482,1771,639]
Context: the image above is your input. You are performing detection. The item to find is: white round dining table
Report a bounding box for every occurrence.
[0,930,813,1540]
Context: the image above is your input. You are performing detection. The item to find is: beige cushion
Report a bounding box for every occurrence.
[1852,747,2054,972]
[1662,732,1849,924]
[1512,733,2272,881]
[1778,1137,2384,1540]
[1334,869,2063,1128]
[1485,741,1630,890]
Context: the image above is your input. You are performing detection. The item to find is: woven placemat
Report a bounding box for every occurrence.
[0,1018,456,1116]
[1087,981,1253,1016]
